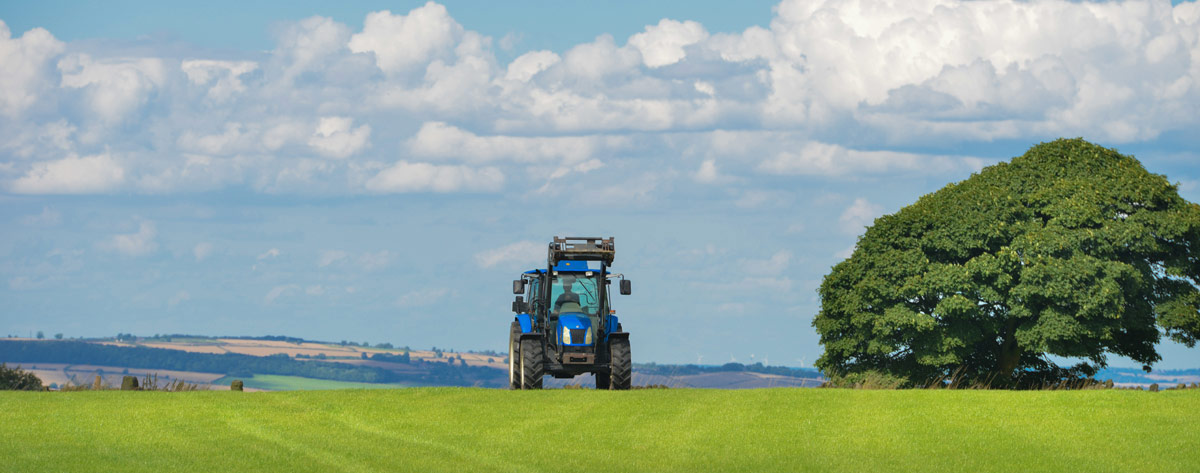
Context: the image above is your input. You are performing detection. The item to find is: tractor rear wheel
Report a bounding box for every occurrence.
[609,338,631,390]
[519,338,544,389]
[508,322,520,390]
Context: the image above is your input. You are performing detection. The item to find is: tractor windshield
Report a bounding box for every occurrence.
[551,273,601,315]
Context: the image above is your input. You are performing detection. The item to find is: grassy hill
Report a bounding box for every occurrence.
[2,388,1197,472]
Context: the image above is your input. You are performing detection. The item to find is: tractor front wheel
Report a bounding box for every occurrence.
[508,322,520,390]
[609,338,631,390]
[519,338,544,389]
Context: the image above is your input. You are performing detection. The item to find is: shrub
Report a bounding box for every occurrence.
[822,370,909,389]
[0,363,44,390]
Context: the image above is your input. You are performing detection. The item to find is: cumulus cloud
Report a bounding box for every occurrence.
[505,50,559,82]
[694,159,720,183]
[9,153,125,194]
[348,2,463,76]
[756,141,966,176]
[407,121,624,164]
[181,59,258,102]
[2,0,1199,196]
[0,21,65,117]
[474,240,544,268]
[628,19,708,68]
[365,161,503,193]
[308,116,371,158]
[102,221,158,256]
[838,198,884,235]
[58,54,166,124]
[257,248,280,260]
[272,15,351,83]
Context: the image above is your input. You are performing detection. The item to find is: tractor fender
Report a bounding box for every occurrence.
[607,331,629,341]
[519,332,543,341]
[605,315,620,335]
[517,313,533,333]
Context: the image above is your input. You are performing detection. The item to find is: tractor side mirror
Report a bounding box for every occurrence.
[620,279,632,295]
[512,296,526,313]
[512,279,525,295]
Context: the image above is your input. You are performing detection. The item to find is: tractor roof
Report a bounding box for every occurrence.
[523,260,600,274]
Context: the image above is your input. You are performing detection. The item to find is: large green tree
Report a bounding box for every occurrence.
[814,139,1200,387]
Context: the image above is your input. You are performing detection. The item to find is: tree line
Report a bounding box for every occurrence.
[0,340,504,386]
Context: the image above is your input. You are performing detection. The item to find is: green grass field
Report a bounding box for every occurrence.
[214,374,414,391]
[2,388,1197,472]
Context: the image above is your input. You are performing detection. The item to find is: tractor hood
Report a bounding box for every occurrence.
[557,313,593,346]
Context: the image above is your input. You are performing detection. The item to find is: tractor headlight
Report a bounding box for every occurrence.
[584,327,592,345]
[562,328,571,345]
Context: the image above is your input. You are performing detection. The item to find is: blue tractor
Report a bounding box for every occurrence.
[509,236,632,390]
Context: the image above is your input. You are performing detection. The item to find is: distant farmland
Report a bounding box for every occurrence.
[1,388,1196,472]
[0,337,824,389]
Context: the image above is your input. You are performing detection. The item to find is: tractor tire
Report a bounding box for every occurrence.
[609,338,631,390]
[519,338,544,390]
[594,371,611,390]
[508,322,521,390]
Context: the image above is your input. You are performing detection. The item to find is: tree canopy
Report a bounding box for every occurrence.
[814,139,1200,387]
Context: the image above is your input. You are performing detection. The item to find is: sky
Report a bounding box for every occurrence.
[1,0,1199,370]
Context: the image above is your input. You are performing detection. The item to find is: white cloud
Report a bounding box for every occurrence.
[181,59,258,102]
[756,141,966,177]
[839,198,884,235]
[318,249,348,267]
[58,54,166,123]
[103,221,158,256]
[305,285,325,296]
[628,19,708,68]
[272,16,350,83]
[505,50,559,82]
[2,0,1199,197]
[308,116,371,158]
[365,161,503,193]
[358,250,393,271]
[10,153,125,194]
[0,21,65,117]
[264,284,298,304]
[257,248,281,260]
[474,240,544,268]
[694,159,720,183]
[408,122,624,165]
[193,242,214,262]
[348,2,463,76]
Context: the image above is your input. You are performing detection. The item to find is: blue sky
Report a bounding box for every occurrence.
[2,0,1198,370]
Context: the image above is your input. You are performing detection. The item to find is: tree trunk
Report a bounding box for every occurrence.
[993,320,1022,385]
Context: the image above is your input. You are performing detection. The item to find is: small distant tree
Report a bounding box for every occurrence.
[54,333,63,340]
[35,331,44,339]
[361,352,368,359]
[0,364,44,390]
